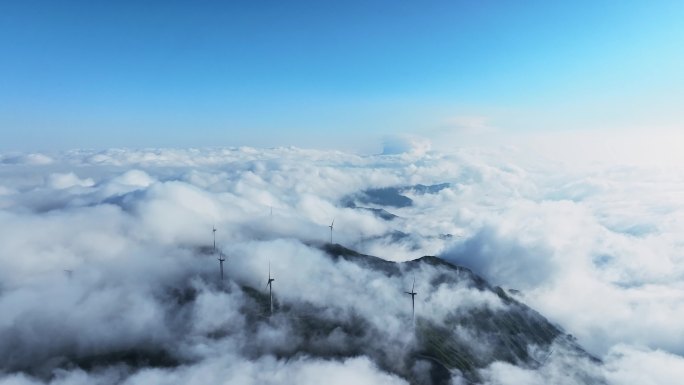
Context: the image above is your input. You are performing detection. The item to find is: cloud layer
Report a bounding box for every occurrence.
[1,146,683,384]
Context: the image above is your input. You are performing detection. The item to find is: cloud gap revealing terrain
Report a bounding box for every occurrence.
[1,147,684,385]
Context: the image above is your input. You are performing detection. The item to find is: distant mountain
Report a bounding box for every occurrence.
[342,183,452,213]
[344,202,399,220]
[409,183,451,195]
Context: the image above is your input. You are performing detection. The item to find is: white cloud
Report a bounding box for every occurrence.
[603,345,684,385]
[46,173,95,189]
[0,145,683,384]
[1,153,54,165]
[382,134,432,156]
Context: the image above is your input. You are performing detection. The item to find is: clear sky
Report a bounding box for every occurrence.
[1,0,683,152]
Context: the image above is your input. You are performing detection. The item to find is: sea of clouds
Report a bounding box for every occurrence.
[1,144,683,384]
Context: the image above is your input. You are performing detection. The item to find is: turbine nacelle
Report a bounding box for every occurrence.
[266,262,275,315]
[328,218,335,243]
[406,277,417,320]
[217,251,226,281]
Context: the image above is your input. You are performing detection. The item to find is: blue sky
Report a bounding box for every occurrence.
[1,0,683,152]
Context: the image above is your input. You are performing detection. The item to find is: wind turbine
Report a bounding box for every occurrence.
[218,251,226,281]
[328,218,335,244]
[212,225,217,253]
[266,262,275,315]
[405,277,417,321]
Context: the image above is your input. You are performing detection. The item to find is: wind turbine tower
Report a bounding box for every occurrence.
[212,225,217,253]
[218,251,226,281]
[328,218,335,244]
[405,277,418,321]
[266,262,275,315]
